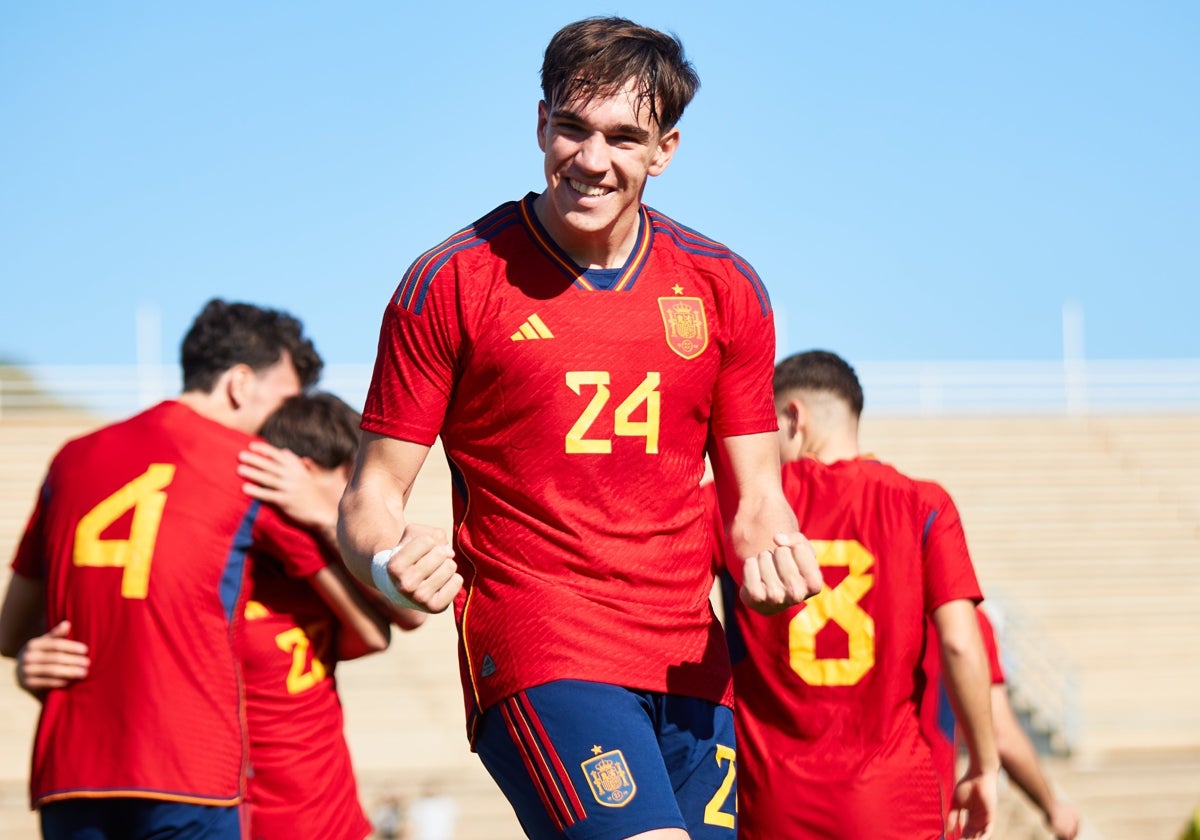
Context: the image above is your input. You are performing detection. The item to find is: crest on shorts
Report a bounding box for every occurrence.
[658,296,709,360]
[581,749,637,807]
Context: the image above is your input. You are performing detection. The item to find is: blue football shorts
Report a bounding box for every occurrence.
[40,798,241,840]
[474,679,737,840]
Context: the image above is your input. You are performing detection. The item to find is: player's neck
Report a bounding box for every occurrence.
[804,431,860,465]
[176,390,245,434]
[534,194,641,269]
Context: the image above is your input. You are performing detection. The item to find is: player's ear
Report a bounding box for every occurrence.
[536,101,550,152]
[782,398,808,442]
[225,364,253,410]
[648,127,680,177]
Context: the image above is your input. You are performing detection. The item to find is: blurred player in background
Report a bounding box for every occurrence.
[711,350,998,839]
[0,299,322,839]
[12,389,427,840]
[239,391,426,839]
[922,609,1081,839]
[337,15,822,840]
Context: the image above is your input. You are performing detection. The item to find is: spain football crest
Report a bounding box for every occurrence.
[658,296,709,360]
[581,749,637,807]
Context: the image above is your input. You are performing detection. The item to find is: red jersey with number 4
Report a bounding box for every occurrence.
[241,555,372,840]
[717,457,983,840]
[363,194,776,731]
[11,401,329,808]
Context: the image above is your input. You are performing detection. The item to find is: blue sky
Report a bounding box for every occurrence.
[2,2,1197,368]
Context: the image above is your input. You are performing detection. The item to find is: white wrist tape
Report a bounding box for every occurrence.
[371,546,422,611]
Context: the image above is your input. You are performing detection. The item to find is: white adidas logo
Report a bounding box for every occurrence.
[510,313,555,341]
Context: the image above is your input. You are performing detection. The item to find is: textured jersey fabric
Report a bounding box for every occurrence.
[12,401,329,808]
[718,457,983,839]
[363,193,776,733]
[241,555,372,840]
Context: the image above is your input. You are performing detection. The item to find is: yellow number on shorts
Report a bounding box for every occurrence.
[73,464,176,600]
[275,624,328,694]
[565,371,660,454]
[703,743,737,828]
[788,539,876,686]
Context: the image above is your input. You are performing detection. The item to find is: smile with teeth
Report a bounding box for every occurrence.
[569,179,610,197]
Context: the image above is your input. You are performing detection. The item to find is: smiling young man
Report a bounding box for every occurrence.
[338,17,822,840]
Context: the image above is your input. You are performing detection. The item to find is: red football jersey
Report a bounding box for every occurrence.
[921,607,1005,832]
[11,401,330,808]
[241,555,371,840]
[718,458,983,839]
[363,194,776,730]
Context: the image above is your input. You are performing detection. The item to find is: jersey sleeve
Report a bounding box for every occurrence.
[11,479,51,580]
[361,259,465,445]
[917,480,983,612]
[700,480,726,575]
[977,608,1006,684]
[251,504,338,580]
[709,259,777,440]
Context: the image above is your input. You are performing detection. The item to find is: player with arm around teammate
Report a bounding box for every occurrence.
[336,16,822,840]
[239,391,427,840]
[0,299,322,839]
[8,389,427,839]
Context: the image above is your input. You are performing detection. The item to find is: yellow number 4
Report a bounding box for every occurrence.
[73,464,176,600]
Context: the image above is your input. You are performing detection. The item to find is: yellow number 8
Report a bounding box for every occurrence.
[788,539,875,686]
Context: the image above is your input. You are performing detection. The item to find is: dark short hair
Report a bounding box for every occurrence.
[774,350,865,418]
[541,16,699,133]
[259,391,361,470]
[180,298,323,393]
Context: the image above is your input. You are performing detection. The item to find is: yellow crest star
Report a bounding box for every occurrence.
[672,284,684,295]
[591,745,604,755]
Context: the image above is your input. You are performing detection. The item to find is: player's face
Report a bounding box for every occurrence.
[240,352,303,434]
[536,77,679,264]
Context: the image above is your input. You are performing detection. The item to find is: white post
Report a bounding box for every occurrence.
[1063,301,1086,415]
[136,304,164,410]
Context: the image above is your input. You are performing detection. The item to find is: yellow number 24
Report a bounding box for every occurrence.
[565,371,661,454]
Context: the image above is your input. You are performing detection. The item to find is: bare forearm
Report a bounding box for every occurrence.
[337,482,407,588]
[992,685,1057,817]
[936,604,1000,773]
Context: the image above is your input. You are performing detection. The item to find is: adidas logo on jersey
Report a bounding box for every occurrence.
[510,313,554,341]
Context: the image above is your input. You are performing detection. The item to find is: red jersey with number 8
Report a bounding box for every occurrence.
[718,457,983,839]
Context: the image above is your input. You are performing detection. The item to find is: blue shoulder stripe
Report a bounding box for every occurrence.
[394,203,522,314]
[647,210,772,316]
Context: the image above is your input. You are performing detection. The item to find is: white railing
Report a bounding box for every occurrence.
[2,359,1199,419]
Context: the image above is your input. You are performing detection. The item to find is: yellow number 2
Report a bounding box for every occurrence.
[73,464,176,600]
[788,539,876,686]
[703,743,737,828]
[275,625,328,695]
